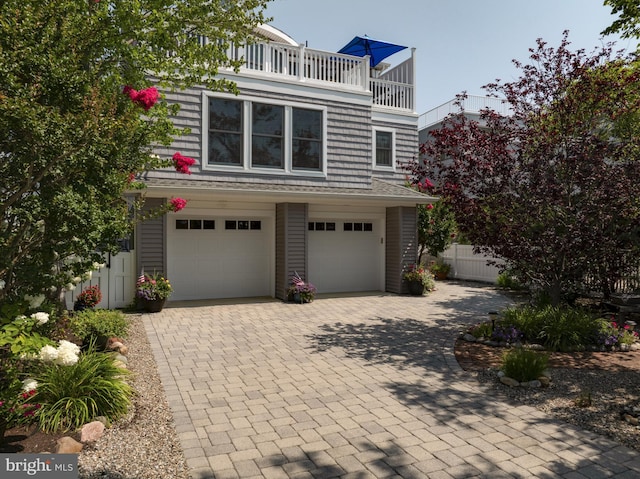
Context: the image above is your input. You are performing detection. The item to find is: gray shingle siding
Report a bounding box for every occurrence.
[137,198,166,277]
[385,206,417,294]
[150,85,419,189]
[275,203,308,300]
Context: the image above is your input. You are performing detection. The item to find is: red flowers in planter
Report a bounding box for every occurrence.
[123,85,159,111]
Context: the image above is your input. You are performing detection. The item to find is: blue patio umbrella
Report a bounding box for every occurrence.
[338,35,408,68]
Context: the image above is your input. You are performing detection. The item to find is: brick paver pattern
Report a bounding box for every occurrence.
[143,282,640,478]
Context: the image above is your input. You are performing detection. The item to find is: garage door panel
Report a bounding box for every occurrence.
[168,218,271,300]
[309,220,381,293]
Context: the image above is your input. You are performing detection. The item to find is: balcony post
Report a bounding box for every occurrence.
[363,55,370,91]
[297,43,305,82]
[411,48,416,112]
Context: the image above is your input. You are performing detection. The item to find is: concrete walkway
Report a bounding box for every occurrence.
[143,282,640,478]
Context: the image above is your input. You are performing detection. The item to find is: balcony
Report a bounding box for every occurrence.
[206,38,416,113]
[419,95,512,130]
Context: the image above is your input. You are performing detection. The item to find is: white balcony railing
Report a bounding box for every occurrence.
[200,37,415,112]
[419,95,512,129]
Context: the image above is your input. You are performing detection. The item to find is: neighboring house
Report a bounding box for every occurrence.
[418,95,511,144]
[134,25,434,302]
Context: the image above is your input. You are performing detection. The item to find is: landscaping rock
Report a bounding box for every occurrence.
[462,333,477,342]
[524,380,542,388]
[94,416,110,427]
[113,360,127,369]
[621,343,631,352]
[113,353,128,364]
[631,343,640,351]
[81,421,105,443]
[56,437,83,454]
[538,376,551,387]
[106,337,125,350]
[500,376,520,387]
[527,343,545,351]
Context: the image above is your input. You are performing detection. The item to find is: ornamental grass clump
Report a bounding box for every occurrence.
[502,304,599,351]
[32,345,132,433]
[501,347,549,383]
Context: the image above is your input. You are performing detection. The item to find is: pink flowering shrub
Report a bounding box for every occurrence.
[170,197,187,212]
[123,85,159,111]
[172,152,195,174]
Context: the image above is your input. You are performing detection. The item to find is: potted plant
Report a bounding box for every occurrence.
[403,264,435,295]
[74,285,102,311]
[287,272,317,303]
[136,272,172,312]
[429,260,451,280]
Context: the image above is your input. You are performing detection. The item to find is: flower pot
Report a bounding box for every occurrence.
[142,298,166,313]
[407,280,425,296]
[434,271,448,281]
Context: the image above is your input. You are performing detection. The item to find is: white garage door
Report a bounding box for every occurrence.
[168,217,271,300]
[308,219,382,293]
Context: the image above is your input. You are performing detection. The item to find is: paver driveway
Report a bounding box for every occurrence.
[143,282,640,478]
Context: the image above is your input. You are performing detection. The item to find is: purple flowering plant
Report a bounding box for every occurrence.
[491,324,524,344]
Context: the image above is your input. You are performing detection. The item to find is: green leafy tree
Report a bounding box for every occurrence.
[0,0,270,303]
[407,33,640,305]
[603,0,640,39]
[417,200,457,265]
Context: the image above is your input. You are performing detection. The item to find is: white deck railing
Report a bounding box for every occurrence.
[199,37,415,111]
[419,95,511,129]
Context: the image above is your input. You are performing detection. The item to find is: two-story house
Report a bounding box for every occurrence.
[133,25,433,302]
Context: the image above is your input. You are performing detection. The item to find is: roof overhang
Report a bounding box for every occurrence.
[135,177,435,208]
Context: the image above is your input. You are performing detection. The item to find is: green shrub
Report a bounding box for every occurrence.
[502,304,599,351]
[496,270,526,291]
[31,347,132,433]
[70,310,129,345]
[501,347,549,382]
[469,321,493,339]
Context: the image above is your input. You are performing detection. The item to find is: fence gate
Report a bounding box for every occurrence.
[64,251,135,310]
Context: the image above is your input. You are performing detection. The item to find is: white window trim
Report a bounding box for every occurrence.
[202,91,327,177]
[372,127,396,171]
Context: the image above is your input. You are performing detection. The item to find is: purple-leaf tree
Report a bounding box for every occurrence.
[407,32,640,305]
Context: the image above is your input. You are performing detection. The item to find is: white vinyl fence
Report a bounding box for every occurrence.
[440,243,504,283]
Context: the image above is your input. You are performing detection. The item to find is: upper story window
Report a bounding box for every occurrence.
[204,93,326,176]
[292,108,323,170]
[252,103,284,168]
[209,98,243,166]
[373,127,395,169]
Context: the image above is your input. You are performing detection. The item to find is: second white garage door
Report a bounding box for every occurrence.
[308,219,383,293]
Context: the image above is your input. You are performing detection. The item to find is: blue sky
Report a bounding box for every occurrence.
[264,0,637,114]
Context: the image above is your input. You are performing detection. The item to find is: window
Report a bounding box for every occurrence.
[252,103,283,168]
[208,98,243,166]
[343,222,373,232]
[205,94,326,174]
[225,219,262,230]
[176,219,215,230]
[373,128,395,168]
[292,108,322,170]
[309,222,335,231]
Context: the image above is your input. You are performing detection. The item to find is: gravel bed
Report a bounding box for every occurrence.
[78,314,190,479]
[472,366,640,453]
